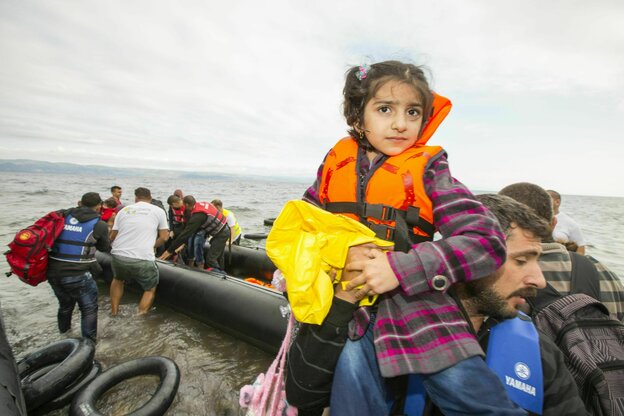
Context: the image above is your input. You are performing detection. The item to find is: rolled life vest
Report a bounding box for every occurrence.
[49,215,99,263]
[222,208,241,240]
[100,207,116,222]
[191,202,226,236]
[318,93,452,252]
[401,312,544,415]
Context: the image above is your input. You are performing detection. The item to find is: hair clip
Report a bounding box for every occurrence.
[355,65,369,81]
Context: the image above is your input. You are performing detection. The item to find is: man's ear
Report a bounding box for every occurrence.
[551,216,557,229]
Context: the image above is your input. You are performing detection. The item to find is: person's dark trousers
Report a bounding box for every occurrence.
[206,224,230,270]
[48,271,98,343]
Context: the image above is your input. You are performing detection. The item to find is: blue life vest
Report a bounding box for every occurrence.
[402,312,543,415]
[486,312,543,414]
[49,215,99,263]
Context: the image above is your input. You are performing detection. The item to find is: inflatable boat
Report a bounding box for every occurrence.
[95,246,288,353]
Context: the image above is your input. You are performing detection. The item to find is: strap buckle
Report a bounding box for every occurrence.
[362,203,396,222]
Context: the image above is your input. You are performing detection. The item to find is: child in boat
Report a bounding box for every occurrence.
[286,61,524,415]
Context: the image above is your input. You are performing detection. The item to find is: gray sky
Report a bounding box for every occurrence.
[1,0,623,196]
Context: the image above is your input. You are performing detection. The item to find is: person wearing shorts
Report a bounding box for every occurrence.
[110,187,169,315]
[111,255,159,291]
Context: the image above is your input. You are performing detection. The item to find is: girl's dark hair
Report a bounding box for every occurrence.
[343,61,433,150]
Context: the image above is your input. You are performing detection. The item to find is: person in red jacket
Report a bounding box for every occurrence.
[159,195,230,271]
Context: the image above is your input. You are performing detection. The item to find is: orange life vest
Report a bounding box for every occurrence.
[318,93,452,251]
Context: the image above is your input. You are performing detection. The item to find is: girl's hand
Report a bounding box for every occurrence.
[344,249,399,298]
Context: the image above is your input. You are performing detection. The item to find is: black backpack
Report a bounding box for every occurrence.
[531,291,624,415]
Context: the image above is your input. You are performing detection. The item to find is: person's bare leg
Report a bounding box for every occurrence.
[110,279,125,315]
[138,287,157,315]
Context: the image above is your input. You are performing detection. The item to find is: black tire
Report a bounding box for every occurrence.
[31,361,102,416]
[70,356,180,416]
[21,362,58,385]
[263,218,275,226]
[243,233,268,241]
[18,338,95,411]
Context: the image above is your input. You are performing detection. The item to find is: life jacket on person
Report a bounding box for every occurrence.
[48,214,100,263]
[223,208,242,240]
[398,312,544,415]
[191,202,226,236]
[318,93,451,252]
[170,206,186,227]
[100,207,116,222]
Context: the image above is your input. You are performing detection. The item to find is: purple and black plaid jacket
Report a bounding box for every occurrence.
[304,146,506,376]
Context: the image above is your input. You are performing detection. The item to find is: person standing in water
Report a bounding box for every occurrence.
[109,187,169,315]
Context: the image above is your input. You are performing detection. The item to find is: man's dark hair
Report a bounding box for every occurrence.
[182,195,196,206]
[167,195,182,205]
[546,189,561,202]
[343,61,434,151]
[499,182,554,223]
[134,187,152,199]
[81,192,103,208]
[476,194,551,242]
[111,185,121,193]
[211,199,223,209]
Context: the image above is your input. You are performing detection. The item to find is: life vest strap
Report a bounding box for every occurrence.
[50,252,95,260]
[55,239,95,248]
[324,202,435,238]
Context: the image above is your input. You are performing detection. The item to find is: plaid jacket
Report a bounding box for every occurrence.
[304,148,506,376]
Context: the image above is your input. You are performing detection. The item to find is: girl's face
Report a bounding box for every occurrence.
[360,80,424,160]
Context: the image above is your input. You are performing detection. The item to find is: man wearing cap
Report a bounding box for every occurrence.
[47,192,111,343]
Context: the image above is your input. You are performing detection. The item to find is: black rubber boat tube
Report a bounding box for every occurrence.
[96,246,288,353]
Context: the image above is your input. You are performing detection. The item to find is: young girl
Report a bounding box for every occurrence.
[287,61,525,415]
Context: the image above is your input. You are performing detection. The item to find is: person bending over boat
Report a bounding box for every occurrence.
[164,194,186,256]
[109,187,169,315]
[159,196,230,271]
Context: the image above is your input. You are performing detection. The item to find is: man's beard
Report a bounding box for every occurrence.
[466,283,538,320]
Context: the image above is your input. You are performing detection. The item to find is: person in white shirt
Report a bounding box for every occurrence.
[547,190,586,255]
[109,187,169,315]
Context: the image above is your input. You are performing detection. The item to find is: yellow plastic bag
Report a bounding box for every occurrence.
[266,200,393,324]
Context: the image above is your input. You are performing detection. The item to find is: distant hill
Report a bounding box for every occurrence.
[0,159,304,182]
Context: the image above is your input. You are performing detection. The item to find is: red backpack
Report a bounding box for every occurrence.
[4,211,66,286]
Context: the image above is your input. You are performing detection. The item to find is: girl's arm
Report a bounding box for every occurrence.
[388,154,506,295]
[346,154,506,297]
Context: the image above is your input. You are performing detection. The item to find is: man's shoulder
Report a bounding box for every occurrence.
[557,211,579,227]
[539,244,572,272]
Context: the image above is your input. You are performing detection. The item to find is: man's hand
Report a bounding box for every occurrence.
[159,251,172,260]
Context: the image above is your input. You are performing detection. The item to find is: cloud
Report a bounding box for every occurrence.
[0,0,623,196]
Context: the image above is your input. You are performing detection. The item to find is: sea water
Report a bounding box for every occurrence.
[0,172,622,415]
